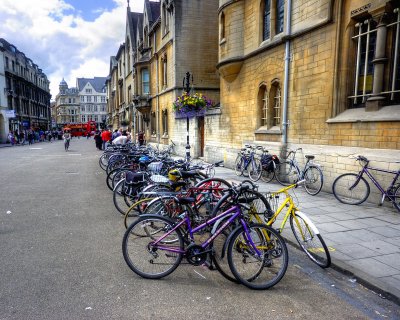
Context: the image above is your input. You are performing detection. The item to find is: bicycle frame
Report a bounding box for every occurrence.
[356,164,400,203]
[146,205,263,257]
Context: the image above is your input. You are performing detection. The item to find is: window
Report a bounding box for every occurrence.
[161,55,167,88]
[271,83,281,127]
[220,12,225,41]
[94,115,98,122]
[162,4,169,35]
[94,96,98,102]
[348,8,400,108]
[85,88,92,93]
[276,0,285,34]
[81,115,86,122]
[101,96,106,103]
[80,96,85,102]
[81,106,85,112]
[258,85,268,126]
[5,57,9,69]
[262,0,271,40]
[87,96,92,102]
[142,69,150,94]
[68,98,72,103]
[162,109,168,136]
[93,105,97,112]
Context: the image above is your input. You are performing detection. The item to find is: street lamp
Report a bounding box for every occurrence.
[183,72,192,162]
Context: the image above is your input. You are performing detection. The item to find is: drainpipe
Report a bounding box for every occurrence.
[154,32,160,147]
[281,0,292,153]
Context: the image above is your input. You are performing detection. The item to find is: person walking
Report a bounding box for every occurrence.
[62,130,71,151]
[28,131,33,145]
[94,130,103,150]
[7,131,15,146]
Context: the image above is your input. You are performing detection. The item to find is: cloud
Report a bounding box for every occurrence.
[0,0,134,99]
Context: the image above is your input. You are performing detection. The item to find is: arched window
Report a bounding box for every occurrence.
[257,84,268,127]
[161,54,167,88]
[262,0,271,41]
[270,81,281,127]
[220,12,225,41]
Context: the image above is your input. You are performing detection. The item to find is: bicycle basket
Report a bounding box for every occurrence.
[150,174,169,184]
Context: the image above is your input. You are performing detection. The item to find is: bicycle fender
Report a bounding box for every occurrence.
[295,211,320,235]
[210,214,234,235]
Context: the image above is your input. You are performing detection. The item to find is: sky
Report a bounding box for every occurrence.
[0,0,146,100]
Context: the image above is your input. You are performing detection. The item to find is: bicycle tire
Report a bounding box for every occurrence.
[122,214,184,279]
[227,223,288,290]
[234,155,244,176]
[248,158,262,182]
[113,179,136,215]
[211,228,239,283]
[303,165,324,196]
[99,153,109,171]
[260,161,275,183]
[275,160,299,186]
[124,197,155,229]
[289,213,331,268]
[393,185,400,212]
[332,173,370,205]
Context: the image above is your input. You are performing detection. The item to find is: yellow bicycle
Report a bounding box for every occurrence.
[261,180,331,268]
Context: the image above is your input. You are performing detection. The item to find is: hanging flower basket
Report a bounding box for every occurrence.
[172,92,213,118]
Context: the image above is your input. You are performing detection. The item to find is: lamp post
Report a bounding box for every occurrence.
[183,72,192,162]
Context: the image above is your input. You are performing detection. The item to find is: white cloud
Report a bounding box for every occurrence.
[0,0,141,100]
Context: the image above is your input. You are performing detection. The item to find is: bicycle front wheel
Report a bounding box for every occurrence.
[332,173,370,205]
[122,215,184,279]
[290,213,331,268]
[275,161,299,186]
[227,224,288,290]
[234,155,244,176]
[304,165,323,196]
[249,158,262,182]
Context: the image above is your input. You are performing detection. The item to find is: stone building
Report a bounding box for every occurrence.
[107,0,220,152]
[0,38,51,142]
[77,77,107,126]
[54,79,79,126]
[210,0,400,199]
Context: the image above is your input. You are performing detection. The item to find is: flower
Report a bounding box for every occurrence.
[172,92,213,115]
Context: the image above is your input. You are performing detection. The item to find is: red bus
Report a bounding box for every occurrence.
[63,121,97,137]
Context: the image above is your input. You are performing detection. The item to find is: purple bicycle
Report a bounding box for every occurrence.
[122,185,288,290]
[332,156,400,211]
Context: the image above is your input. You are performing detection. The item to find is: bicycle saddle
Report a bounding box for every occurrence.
[305,155,315,160]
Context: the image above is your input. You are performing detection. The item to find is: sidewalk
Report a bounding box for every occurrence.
[213,166,400,304]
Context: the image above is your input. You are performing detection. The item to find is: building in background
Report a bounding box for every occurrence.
[77,77,107,128]
[0,38,51,143]
[54,78,79,127]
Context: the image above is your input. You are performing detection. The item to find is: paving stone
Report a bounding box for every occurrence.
[330,249,353,261]
[376,214,400,223]
[317,222,350,233]
[298,206,330,215]
[390,224,400,231]
[347,229,386,242]
[366,226,400,238]
[335,243,378,259]
[324,212,359,221]
[346,258,399,277]
[355,217,392,227]
[324,231,365,245]
[385,237,400,246]
[378,276,400,290]
[335,219,371,230]
[359,239,400,255]
[317,205,350,213]
[343,210,377,219]
[307,214,338,224]
[374,253,400,271]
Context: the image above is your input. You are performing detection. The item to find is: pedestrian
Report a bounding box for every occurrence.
[28,131,34,145]
[20,131,25,145]
[7,131,14,146]
[94,130,103,150]
[101,129,109,150]
[138,131,145,146]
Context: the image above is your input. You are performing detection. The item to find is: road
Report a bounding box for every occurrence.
[0,139,399,320]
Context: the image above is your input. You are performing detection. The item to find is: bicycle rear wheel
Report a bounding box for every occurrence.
[227,224,288,290]
[332,173,370,205]
[249,158,262,182]
[275,160,299,186]
[289,213,331,268]
[234,155,244,176]
[122,215,184,279]
[260,161,275,183]
[303,165,323,196]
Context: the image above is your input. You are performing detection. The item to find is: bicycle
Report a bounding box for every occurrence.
[122,184,288,290]
[64,138,70,151]
[234,145,262,182]
[257,146,280,183]
[275,148,324,195]
[332,155,400,212]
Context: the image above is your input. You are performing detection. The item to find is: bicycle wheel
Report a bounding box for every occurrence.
[275,160,299,186]
[332,173,370,205]
[234,155,244,176]
[99,153,110,171]
[124,197,155,229]
[290,213,331,268]
[248,158,262,182]
[113,179,136,215]
[211,229,239,283]
[122,215,184,279]
[260,161,275,183]
[227,223,288,290]
[303,165,323,196]
[393,185,400,212]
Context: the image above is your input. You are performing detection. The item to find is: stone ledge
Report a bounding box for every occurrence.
[327,105,400,123]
